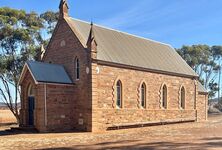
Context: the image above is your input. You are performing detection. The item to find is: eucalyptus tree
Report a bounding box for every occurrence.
[177,45,222,99]
[0,7,58,122]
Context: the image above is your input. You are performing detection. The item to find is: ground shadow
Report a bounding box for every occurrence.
[0,129,37,136]
[0,123,40,136]
[0,128,88,136]
[36,137,222,150]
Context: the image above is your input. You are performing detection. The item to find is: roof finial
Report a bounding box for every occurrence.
[89,21,95,42]
[59,0,69,18]
[87,21,97,55]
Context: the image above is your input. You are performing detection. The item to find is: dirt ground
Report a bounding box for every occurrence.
[0,115,222,150]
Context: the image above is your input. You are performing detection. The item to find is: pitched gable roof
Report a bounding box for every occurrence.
[19,61,73,85]
[65,17,197,78]
[197,81,208,94]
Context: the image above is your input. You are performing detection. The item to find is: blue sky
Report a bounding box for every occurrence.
[0,0,222,48]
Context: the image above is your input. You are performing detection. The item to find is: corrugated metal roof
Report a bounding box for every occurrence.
[65,17,198,77]
[197,81,208,93]
[27,61,73,84]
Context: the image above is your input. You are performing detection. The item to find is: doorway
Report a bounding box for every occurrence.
[28,96,35,126]
[27,84,35,126]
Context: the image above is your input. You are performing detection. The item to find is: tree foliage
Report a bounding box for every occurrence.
[40,11,59,34]
[177,45,222,98]
[0,7,58,122]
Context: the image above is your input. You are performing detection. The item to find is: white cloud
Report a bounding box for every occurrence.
[97,0,154,29]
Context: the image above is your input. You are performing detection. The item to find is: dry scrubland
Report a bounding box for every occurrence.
[0,109,17,125]
[0,115,222,150]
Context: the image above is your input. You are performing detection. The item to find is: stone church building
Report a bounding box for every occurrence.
[19,0,208,132]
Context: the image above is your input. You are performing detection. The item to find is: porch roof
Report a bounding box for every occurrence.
[19,61,73,85]
[197,81,208,94]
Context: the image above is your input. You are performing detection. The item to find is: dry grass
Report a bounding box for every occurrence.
[0,109,17,124]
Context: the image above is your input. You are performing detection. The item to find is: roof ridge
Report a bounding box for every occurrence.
[69,17,172,47]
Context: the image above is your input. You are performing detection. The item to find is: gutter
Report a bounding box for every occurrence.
[95,59,198,79]
[198,91,209,95]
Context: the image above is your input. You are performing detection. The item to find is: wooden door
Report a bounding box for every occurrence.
[28,97,35,126]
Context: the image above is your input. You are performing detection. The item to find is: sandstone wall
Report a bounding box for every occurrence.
[196,92,208,121]
[43,18,92,131]
[92,63,197,131]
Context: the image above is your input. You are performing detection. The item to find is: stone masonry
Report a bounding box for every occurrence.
[19,0,208,132]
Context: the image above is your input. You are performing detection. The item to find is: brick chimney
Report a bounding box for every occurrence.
[59,0,69,18]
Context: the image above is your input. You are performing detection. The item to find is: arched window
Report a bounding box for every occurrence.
[141,83,146,108]
[180,86,185,109]
[116,80,122,108]
[28,84,35,97]
[75,58,80,80]
[162,85,167,109]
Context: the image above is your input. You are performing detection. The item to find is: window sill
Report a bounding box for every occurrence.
[116,107,123,109]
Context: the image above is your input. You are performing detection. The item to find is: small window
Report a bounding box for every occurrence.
[75,58,80,80]
[141,83,146,108]
[116,80,122,108]
[28,84,35,97]
[180,86,185,109]
[162,85,167,109]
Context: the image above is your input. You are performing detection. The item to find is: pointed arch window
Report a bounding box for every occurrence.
[28,84,35,97]
[141,83,146,108]
[116,80,122,108]
[75,58,80,80]
[180,86,185,109]
[162,85,167,109]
